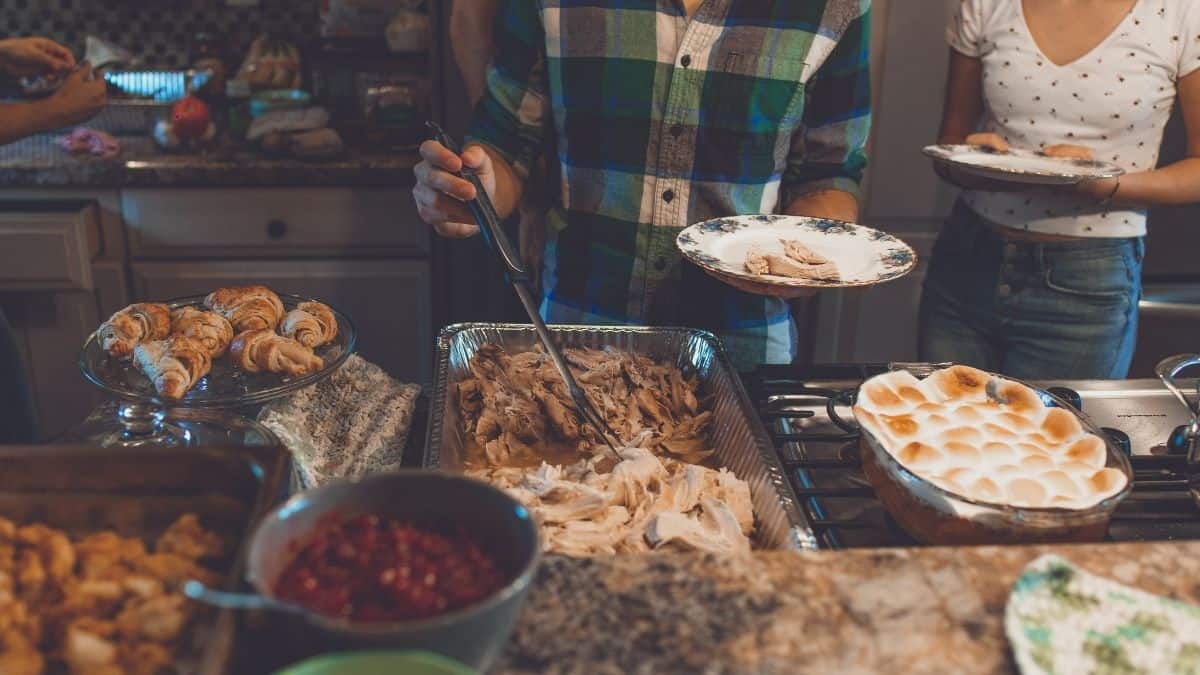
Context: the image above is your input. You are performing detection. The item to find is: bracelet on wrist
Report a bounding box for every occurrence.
[1098,178,1121,213]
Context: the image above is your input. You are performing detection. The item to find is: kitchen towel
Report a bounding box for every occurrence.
[258,353,421,489]
[1006,554,1200,675]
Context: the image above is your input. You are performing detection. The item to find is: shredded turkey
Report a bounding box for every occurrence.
[459,344,713,465]
[459,345,757,555]
[469,431,755,556]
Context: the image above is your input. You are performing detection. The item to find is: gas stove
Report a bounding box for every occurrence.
[745,364,1200,549]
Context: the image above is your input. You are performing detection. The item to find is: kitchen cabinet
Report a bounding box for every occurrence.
[122,188,429,259]
[0,201,117,439]
[125,187,433,384]
[132,259,432,384]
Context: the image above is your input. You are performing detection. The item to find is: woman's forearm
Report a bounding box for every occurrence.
[0,101,52,145]
[1100,158,1200,208]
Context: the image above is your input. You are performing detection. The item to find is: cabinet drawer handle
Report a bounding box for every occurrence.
[266,219,288,240]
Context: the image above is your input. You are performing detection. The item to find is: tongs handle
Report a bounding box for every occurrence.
[425,121,528,283]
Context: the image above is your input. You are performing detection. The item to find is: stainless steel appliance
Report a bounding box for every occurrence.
[745,364,1200,549]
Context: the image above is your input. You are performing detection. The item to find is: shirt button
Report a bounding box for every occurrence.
[663,189,675,203]
[670,124,684,138]
[680,54,692,68]
[654,257,667,272]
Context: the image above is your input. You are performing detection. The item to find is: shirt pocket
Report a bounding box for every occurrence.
[700,50,807,159]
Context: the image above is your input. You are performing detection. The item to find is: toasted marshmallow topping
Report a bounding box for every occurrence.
[854,366,1127,509]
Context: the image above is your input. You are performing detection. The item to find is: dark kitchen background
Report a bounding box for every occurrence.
[0,0,1195,440]
[0,0,319,67]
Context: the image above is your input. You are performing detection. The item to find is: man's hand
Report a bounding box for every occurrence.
[412,141,501,238]
[0,37,74,77]
[40,64,106,128]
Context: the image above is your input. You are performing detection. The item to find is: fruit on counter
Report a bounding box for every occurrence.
[171,95,211,138]
[273,514,505,622]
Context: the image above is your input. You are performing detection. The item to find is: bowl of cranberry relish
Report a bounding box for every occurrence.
[245,472,540,670]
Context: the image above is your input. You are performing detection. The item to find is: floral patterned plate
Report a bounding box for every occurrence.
[675,214,917,296]
[1006,555,1200,675]
[923,144,1125,186]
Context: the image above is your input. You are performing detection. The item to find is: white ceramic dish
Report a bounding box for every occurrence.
[675,214,917,296]
[922,144,1124,186]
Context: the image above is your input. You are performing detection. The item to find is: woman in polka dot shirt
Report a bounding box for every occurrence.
[919,0,1200,378]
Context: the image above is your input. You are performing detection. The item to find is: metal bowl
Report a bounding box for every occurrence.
[245,472,540,670]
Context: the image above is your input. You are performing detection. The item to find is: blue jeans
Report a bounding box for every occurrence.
[918,201,1144,380]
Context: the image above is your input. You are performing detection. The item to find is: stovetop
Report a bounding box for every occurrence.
[745,364,1200,549]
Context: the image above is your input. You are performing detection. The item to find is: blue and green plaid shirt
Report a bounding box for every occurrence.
[468,0,872,369]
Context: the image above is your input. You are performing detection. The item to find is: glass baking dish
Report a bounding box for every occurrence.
[855,366,1134,545]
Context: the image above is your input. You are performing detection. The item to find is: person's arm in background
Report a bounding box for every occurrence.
[1075,69,1200,207]
[0,37,105,146]
[413,0,548,238]
[450,0,501,104]
[781,7,869,224]
[0,65,107,145]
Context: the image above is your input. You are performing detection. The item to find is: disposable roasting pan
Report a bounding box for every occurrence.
[424,323,816,551]
[0,443,289,674]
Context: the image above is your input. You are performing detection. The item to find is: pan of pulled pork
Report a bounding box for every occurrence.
[426,324,815,554]
[0,443,288,675]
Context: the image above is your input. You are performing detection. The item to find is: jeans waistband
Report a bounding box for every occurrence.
[949,200,1144,258]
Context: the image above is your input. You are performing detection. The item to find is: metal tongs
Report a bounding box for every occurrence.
[426,121,623,458]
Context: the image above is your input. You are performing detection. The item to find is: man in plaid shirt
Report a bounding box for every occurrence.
[415,0,871,370]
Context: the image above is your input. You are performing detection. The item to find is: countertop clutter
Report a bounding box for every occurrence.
[495,542,1200,675]
[0,132,419,187]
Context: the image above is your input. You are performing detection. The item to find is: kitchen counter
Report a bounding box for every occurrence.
[494,541,1200,675]
[0,133,419,187]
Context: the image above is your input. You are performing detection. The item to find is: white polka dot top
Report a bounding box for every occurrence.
[948,0,1200,237]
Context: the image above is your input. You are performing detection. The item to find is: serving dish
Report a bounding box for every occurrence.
[0,442,289,674]
[80,293,356,408]
[425,323,817,551]
[676,214,917,297]
[278,650,474,675]
[922,144,1125,186]
[245,472,540,671]
[854,366,1134,545]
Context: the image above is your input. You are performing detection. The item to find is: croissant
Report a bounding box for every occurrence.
[229,329,323,377]
[280,301,338,349]
[133,336,212,400]
[98,303,172,358]
[170,307,234,358]
[203,285,285,332]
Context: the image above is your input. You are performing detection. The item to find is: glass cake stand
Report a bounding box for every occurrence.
[77,294,357,448]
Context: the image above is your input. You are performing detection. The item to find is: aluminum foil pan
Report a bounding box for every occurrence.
[424,323,817,551]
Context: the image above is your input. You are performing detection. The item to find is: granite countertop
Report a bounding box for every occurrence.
[0,133,419,187]
[494,541,1200,675]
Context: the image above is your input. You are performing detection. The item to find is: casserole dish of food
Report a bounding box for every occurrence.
[853,365,1133,545]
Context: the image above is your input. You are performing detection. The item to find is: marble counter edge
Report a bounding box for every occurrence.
[494,540,1200,675]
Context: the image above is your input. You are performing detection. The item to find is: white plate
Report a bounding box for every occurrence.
[676,215,917,296]
[922,144,1124,186]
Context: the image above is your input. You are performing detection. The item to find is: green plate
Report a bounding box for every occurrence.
[275,650,477,675]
